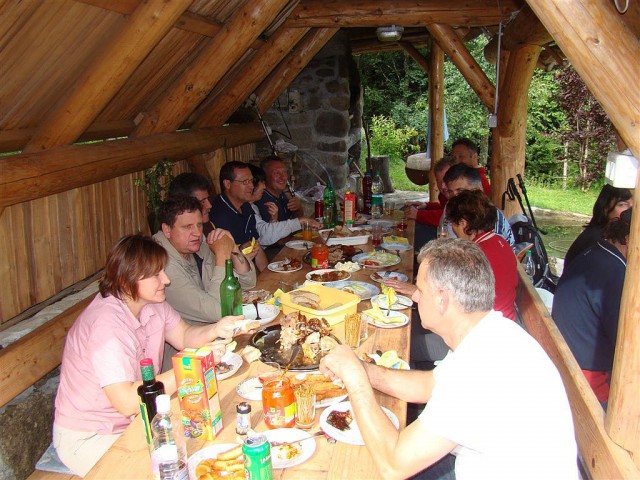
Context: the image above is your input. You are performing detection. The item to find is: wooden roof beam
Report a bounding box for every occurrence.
[133,0,291,136]
[254,28,339,114]
[398,42,430,74]
[426,23,496,111]
[0,124,264,210]
[193,27,310,128]
[22,0,191,152]
[286,0,523,28]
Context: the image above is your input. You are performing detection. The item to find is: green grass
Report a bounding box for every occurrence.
[387,158,598,216]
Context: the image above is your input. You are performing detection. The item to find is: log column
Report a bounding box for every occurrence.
[428,42,445,202]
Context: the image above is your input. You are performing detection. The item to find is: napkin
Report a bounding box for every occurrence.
[381,284,397,308]
[363,305,405,324]
[383,235,409,244]
[377,350,409,369]
[266,289,285,308]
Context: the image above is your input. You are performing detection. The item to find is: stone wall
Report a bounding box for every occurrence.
[257,31,363,190]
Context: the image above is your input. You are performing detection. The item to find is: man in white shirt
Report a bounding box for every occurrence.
[321,238,577,480]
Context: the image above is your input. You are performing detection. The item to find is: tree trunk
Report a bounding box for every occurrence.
[370,155,394,193]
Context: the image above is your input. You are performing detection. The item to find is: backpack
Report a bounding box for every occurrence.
[510,218,558,292]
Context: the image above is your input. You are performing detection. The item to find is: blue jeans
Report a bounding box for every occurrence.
[410,454,456,480]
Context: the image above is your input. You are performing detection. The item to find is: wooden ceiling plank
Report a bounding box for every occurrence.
[399,42,430,74]
[194,26,310,128]
[286,0,523,27]
[527,0,639,158]
[426,23,496,111]
[133,0,291,136]
[23,0,192,153]
[255,28,339,114]
[0,124,264,210]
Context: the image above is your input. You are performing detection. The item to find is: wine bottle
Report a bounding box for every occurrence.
[220,259,242,316]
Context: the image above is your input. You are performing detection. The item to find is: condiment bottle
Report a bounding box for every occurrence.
[262,377,296,429]
[220,258,242,316]
[344,191,356,226]
[236,402,251,435]
[138,358,165,445]
[311,244,329,269]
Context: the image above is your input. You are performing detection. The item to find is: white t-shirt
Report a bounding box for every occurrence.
[419,311,578,479]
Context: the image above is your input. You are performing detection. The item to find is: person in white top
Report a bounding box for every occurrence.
[321,238,577,480]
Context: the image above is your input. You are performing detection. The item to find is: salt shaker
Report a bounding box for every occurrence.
[236,402,251,435]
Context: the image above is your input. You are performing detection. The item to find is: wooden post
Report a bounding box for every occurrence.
[193,27,310,128]
[255,28,338,114]
[133,0,291,136]
[23,0,191,152]
[606,185,640,466]
[490,45,540,216]
[427,23,495,111]
[429,42,445,202]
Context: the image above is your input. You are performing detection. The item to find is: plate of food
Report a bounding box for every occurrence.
[320,401,399,446]
[250,313,340,370]
[303,245,363,267]
[370,271,409,283]
[363,308,409,329]
[263,428,317,469]
[215,352,243,380]
[323,280,380,301]
[268,258,303,273]
[285,240,315,250]
[188,443,243,480]
[242,302,280,325]
[305,269,351,283]
[352,251,401,269]
[371,294,413,310]
[290,372,348,408]
[381,242,413,252]
[319,226,370,246]
[242,289,272,304]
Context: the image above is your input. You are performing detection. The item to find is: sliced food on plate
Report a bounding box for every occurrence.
[370,271,409,283]
[352,251,400,268]
[262,428,317,469]
[268,258,302,272]
[323,280,379,301]
[289,373,347,405]
[305,269,350,283]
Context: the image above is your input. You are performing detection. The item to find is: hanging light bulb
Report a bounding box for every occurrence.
[376,25,404,42]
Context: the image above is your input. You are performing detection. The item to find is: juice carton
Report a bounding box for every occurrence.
[172,347,223,440]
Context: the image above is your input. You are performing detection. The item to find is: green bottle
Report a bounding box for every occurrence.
[220,259,242,316]
[323,182,337,228]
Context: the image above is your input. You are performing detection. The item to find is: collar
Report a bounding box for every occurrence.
[473,230,496,244]
[263,188,285,202]
[220,192,244,214]
[596,240,626,267]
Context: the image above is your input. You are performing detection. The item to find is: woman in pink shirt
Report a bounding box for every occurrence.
[53,235,249,476]
[446,190,518,320]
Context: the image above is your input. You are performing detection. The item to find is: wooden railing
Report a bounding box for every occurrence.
[517,270,639,479]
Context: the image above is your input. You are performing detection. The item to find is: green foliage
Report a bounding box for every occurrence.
[134,159,175,213]
[367,115,420,162]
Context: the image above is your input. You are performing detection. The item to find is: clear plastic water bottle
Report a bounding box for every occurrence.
[371,171,384,219]
[150,394,187,480]
[523,250,535,282]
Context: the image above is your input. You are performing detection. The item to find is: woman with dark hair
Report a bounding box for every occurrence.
[53,235,248,476]
[564,184,632,267]
[446,190,518,320]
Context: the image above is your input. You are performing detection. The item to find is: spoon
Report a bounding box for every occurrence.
[252,299,261,320]
[282,343,302,377]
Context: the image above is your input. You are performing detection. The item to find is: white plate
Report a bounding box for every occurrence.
[286,240,314,250]
[262,428,317,469]
[293,373,348,408]
[369,271,409,283]
[352,252,401,269]
[319,228,370,246]
[236,376,263,401]
[366,310,409,329]
[305,269,351,284]
[188,443,240,480]
[319,401,399,446]
[268,259,303,273]
[215,352,243,380]
[324,280,380,300]
[371,294,413,310]
[242,303,280,325]
[381,242,412,252]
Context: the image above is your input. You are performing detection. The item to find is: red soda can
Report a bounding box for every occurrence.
[315,200,324,220]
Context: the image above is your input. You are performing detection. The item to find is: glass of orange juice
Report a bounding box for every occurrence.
[301,221,313,241]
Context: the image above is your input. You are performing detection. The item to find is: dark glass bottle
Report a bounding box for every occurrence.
[138,358,165,445]
[362,170,373,214]
[220,259,242,316]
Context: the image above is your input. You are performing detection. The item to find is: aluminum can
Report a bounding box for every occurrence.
[243,434,273,480]
[315,199,324,219]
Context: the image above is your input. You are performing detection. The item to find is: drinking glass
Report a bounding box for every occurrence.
[294,384,316,429]
[371,224,383,247]
[384,200,394,217]
[438,223,448,239]
[301,221,313,241]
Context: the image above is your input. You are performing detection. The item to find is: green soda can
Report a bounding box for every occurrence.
[242,434,273,480]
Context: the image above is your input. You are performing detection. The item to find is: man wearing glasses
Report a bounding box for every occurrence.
[209,161,260,248]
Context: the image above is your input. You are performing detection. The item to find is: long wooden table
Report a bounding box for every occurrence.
[85,222,415,480]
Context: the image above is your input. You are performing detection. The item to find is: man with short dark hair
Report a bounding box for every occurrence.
[451,138,491,195]
[153,195,256,324]
[320,239,578,480]
[168,172,213,228]
[255,156,303,224]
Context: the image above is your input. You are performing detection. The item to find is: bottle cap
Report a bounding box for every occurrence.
[155,394,171,414]
[140,358,153,367]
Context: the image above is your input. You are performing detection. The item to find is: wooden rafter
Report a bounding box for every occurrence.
[255,28,339,114]
[22,0,192,152]
[193,26,310,128]
[286,0,523,27]
[427,23,496,111]
[133,0,291,136]
[399,42,430,73]
[352,32,431,55]
[0,124,264,210]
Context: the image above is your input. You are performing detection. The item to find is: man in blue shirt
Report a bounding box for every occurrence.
[209,161,259,247]
[255,156,303,223]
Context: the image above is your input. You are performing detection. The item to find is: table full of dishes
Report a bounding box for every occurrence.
[85,219,415,480]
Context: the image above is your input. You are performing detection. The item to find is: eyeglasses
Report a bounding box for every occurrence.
[231,178,254,186]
